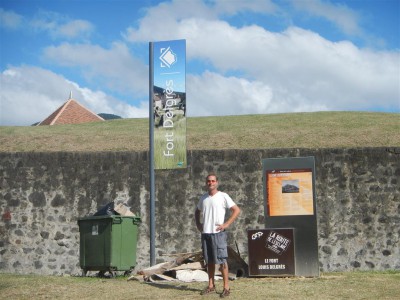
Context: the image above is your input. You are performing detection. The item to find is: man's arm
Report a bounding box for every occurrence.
[217,205,241,232]
[195,208,203,232]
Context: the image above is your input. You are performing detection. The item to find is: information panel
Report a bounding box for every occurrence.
[248,228,295,276]
[266,168,314,216]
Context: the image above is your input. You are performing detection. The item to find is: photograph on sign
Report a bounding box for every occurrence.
[151,39,186,169]
[266,169,314,216]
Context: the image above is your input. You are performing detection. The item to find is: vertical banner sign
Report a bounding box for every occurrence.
[151,39,187,169]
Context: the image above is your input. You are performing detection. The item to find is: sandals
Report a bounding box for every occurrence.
[220,288,230,298]
[200,286,230,297]
[200,286,216,295]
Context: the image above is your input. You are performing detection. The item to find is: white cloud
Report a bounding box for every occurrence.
[0,8,23,29]
[71,82,148,118]
[125,10,400,113]
[188,71,273,116]
[291,0,362,37]
[187,71,329,117]
[0,66,147,126]
[30,10,93,39]
[57,19,94,39]
[0,8,93,39]
[43,42,148,95]
[213,0,276,15]
[123,0,276,42]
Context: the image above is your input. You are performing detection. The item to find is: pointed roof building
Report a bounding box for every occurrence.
[38,96,104,126]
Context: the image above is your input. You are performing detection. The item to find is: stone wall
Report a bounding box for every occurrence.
[0,148,399,275]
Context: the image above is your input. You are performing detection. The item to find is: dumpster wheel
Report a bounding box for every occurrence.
[98,270,117,278]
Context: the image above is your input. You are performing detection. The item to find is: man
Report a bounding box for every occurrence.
[195,172,241,298]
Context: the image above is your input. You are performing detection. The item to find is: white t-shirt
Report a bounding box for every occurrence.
[197,191,236,234]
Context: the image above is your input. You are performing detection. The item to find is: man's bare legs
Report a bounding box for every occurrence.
[220,262,229,290]
[207,263,216,288]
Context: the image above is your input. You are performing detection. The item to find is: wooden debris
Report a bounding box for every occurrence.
[137,261,177,276]
[227,246,249,277]
[150,273,177,282]
[132,246,248,283]
[169,262,203,271]
[127,274,145,281]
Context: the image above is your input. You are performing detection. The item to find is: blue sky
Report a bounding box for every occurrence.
[0,0,399,126]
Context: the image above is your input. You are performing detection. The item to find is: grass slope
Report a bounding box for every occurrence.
[0,111,399,152]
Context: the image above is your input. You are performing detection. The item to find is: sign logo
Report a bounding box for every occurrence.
[159,46,177,68]
[251,231,264,240]
[266,231,291,255]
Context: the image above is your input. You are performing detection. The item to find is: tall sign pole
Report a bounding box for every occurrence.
[149,39,186,266]
[149,42,156,266]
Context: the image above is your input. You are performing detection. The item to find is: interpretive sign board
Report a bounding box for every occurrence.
[248,228,295,276]
[262,156,319,277]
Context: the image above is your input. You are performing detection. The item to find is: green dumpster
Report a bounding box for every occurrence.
[78,215,141,276]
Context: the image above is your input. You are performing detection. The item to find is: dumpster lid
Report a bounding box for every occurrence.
[78,215,141,222]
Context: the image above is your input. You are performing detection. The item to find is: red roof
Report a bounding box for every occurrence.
[38,99,104,126]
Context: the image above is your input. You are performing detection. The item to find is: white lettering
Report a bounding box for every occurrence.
[163,150,174,157]
[165,80,173,90]
[165,132,174,141]
[269,264,286,270]
[258,265,269,270]
[163,119,173,128]
[165,99,176,107]
[161,79,176,158]
[166,141,174,150]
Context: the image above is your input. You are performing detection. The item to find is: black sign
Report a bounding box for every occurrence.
[248,228,295,276]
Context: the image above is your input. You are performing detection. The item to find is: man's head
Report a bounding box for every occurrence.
[206,172,218,181]
[206,172,219,193]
